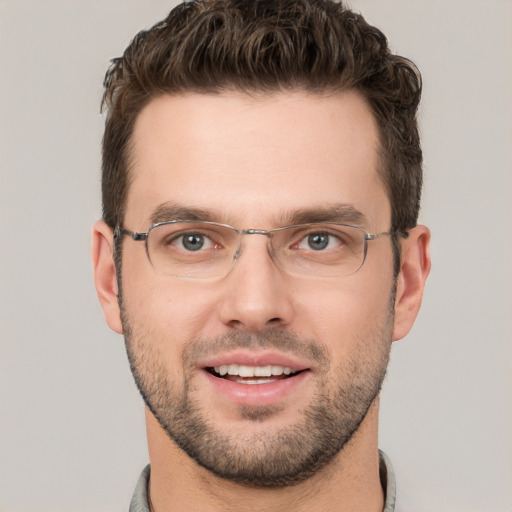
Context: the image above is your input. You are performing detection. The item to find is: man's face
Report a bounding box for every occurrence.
[119,91,396,486]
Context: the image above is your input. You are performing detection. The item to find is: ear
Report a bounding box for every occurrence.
[392,225,431,341]
[91,220,123,334]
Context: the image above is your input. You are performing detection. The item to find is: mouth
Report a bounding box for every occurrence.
[199,352,312,405]
[206,364,304,385]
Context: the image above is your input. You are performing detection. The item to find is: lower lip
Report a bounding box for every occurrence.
[201,369,310,406]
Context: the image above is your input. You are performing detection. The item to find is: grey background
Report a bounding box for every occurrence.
[0,0,510,511]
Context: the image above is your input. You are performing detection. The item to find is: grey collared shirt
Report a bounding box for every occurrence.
[129,449,396,512]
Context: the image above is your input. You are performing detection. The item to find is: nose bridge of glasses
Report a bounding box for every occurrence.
[232,229,273,262]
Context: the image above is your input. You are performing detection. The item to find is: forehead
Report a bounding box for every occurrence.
[126,90,389,229]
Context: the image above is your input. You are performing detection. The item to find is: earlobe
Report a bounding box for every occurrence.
[392,225,431,341]
[91,220,123,334]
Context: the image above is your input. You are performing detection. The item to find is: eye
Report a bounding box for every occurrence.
[172,232,215,251]
[297,231,341,251]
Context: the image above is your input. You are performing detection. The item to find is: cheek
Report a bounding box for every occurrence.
[121,251,222,354]
[292,272,394,358]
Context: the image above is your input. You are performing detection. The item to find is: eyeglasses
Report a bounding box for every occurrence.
[114,221,393,281]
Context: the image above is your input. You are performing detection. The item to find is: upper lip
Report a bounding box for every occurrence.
[199,350,311,372]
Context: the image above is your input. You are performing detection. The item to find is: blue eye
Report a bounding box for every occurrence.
[174,233,214,251]
[307,233,328,250]
[297,232,340,251]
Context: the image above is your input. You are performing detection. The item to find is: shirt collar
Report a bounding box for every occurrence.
[379,449,397,512]
[129,464,151,512]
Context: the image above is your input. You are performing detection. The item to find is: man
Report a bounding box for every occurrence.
[92,1,431,510]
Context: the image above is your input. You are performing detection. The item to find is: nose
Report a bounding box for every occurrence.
[218,235,294,332]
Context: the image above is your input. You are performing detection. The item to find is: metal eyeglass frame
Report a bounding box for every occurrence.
[113,220,396,279]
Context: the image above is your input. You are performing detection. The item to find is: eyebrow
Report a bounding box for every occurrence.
[149,202,369,229]
[283,204,369,229]
[150,204,219,225]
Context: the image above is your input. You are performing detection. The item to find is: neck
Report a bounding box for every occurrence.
[145,400,384,512]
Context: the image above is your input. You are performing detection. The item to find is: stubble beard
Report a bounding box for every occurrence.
[120,296,394,488]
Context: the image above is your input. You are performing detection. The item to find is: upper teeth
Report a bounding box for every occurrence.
[213,364,296,377]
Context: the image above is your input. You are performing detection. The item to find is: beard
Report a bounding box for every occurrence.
[120,297,394,488]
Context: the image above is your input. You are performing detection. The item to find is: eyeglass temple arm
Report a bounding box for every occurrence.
[365,230,409,241]
[113,226,148,241]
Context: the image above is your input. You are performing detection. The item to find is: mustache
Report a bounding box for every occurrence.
[183,329,329,368]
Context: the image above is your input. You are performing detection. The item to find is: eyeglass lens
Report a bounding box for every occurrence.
[145,221,367,280]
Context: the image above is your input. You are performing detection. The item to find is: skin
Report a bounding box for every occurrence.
[92,90,431,512]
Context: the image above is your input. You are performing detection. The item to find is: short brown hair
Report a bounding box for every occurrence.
[101,0,422,239]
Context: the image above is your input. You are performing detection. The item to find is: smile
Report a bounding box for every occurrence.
[208,364,300,384]
[199,351,312,405]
